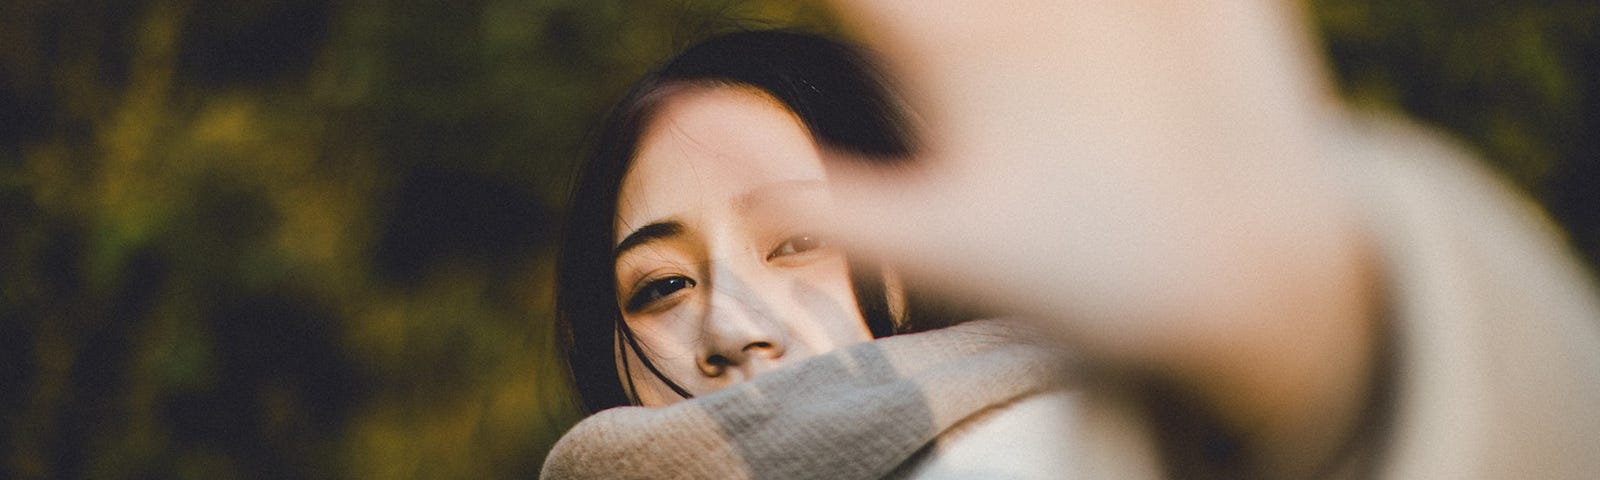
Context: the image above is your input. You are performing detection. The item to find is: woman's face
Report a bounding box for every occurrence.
[612,85,873,406]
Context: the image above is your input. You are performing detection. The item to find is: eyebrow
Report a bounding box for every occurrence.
[614,220,685,258]
[611,180,823,258]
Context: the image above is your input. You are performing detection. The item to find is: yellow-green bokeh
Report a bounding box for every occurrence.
[1,1,1595,478]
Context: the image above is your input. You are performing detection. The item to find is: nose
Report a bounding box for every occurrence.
[698,283,788,378]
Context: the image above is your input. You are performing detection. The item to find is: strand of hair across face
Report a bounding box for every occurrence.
[616,317,696,402]
[616,317,642,405]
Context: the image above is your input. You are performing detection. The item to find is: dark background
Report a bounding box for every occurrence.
[1,0,1595,478]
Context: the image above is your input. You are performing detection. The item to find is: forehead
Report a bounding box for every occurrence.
[616,86,826,232]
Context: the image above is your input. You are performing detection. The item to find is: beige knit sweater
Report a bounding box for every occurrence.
[541,320,1072,479]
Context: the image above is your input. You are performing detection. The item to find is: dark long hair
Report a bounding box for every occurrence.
[555,30,916,413]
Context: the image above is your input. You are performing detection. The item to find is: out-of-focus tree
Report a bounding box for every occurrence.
[1312,0,1600,267]
[1,1,834,478]
[0,0,1593,478]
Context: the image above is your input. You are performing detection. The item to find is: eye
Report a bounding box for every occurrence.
[624,276,696,313]
[767,234,828,260]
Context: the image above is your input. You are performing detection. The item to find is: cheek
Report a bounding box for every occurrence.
[784,258,873,345]
[617,346,684,407]
[616,308,704,406]
[620,308,704,361]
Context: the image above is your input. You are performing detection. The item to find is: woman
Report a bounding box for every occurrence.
[544,31,1096,479]
[550,2,1600,475]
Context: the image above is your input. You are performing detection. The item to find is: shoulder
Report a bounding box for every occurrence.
[1330,112,1600,479]
[541,406,745,480]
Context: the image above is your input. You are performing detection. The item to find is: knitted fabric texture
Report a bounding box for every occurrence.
[541,319,1068,480]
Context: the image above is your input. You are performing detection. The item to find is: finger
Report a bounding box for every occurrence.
[813,146,943,266]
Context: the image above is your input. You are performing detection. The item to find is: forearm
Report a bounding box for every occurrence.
[543,320,1068,479]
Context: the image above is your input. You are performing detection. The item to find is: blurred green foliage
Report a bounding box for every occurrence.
[0,0,1594,478]
[1312,0,1600,260]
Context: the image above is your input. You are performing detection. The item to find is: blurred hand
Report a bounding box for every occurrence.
[819,0,1360,359]
[816,2,1381,475]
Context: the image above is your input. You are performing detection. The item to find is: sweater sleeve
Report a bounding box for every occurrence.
[540,319,1070,480]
